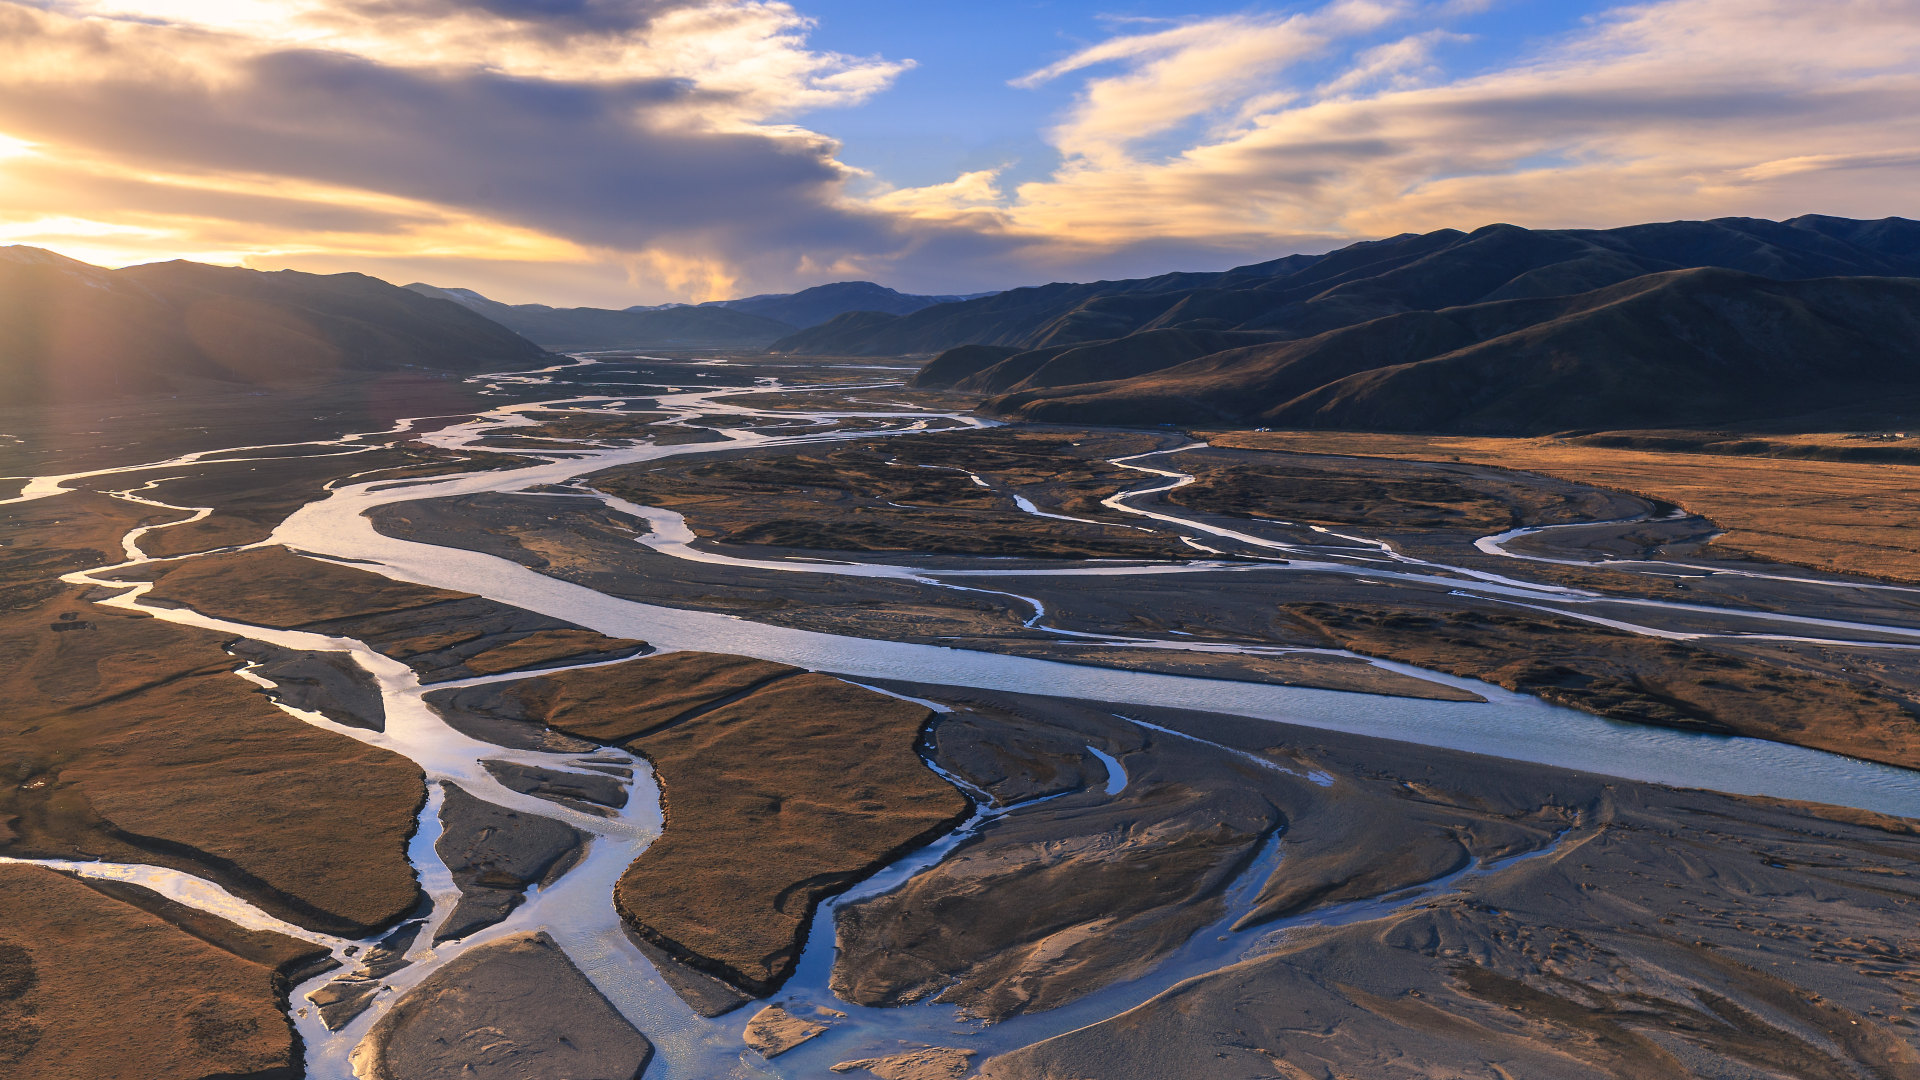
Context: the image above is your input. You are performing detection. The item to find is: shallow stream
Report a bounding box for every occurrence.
[6,361,1917,1078]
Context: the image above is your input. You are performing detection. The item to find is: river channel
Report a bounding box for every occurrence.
[10,358,1920,1078]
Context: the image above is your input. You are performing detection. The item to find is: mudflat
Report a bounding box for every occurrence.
[808,684,1920,1080]
[977,745,1920,1078]
[1286,600,1920,768]
[835,692,1288,1021]
[354,931,653,1080]
[1166,451,1610,532]
[373,427,1920,771]
[960,640,1487,701]
[433,782,590,941]
[129,443,536,559]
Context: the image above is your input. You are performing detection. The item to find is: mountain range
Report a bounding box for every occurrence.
[764,214,1920,436]
[404,284,796,350]
[690,280,998,329]
[984,268,1920,434]
[9,215,1917,433]
[407,280,1000,350]
[0,247,547,405]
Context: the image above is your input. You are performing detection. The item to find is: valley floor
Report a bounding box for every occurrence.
[0,354,1914,1080]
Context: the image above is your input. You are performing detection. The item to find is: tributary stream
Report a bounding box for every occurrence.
[7,359,1919,1078]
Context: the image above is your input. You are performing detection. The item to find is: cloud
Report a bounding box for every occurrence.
[1318,30,1467,96]
[2,0,1917,303]
[0,0,922,299]
[869,169,1009,219]
[1736,149,1920,183]
[1013,2,1407,165]
[965,0,1920,251]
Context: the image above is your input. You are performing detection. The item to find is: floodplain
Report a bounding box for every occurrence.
[0,352,1915,1080]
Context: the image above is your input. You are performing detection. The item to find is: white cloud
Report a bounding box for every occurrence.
[3,0,1918,303]
[0,0,913,299]
[1318,29,1466,95]
[1015,2,1408,165]
[957,0,1920,248]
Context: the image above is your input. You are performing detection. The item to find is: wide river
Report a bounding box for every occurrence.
[12,363,1920,1078]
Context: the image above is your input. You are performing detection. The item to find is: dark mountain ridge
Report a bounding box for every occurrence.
[404,284,796,350]
[1,248,549,404]
[788,214,1920,436]
[985,268,1920,434]
[695,280,999,329]
[403,279,1003,349]
[775,215,1920,364]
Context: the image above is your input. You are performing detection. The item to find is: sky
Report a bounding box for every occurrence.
[0,0,1916,305]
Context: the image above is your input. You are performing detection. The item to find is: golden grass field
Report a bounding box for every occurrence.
[1203,431,1920,582]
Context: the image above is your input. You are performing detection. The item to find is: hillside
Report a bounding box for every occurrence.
[0,248,550,404]
[983,269,1920,434]
[700,281,996,329]
[775,216,1920,360]
[761,310,909,355]
[406,285,797,349]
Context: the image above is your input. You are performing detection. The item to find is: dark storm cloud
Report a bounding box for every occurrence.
[341,0,703,35]
[0,3,920,264]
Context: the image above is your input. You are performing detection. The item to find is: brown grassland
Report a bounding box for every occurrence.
[490,654,972,997]
[0,864,329,1080]
[1203,430,1920,582]
[1282,601,1920,769]
[0,495,424,936]
[124,546,647,682]
[596,428,1188,560]
[133,444,537,560]
[613,673,970,995]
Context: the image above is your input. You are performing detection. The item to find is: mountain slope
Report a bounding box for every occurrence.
[933,329,1289,395]
[0,248,549,404]
[758,310,906,355]
[406,285,796,349]
[703,281,996,329]
[985,269,1920,435]
[770,216,1920,358]
[907,344,1024,387]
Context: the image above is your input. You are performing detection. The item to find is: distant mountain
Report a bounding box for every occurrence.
[409,279,1001,347]
[693,281,999,330]
[769,213,1920,436]
[985,269,1920,435]
[0,248,549,404]
[762,310,909,355]
[949,329,1290,395]
[406,285,797,350]
[778,216,1920,360]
